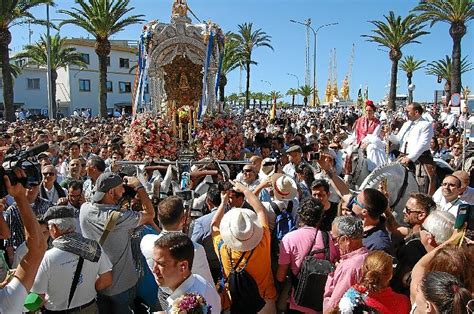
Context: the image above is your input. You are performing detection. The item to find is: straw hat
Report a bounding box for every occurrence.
[220,207,263,252]
[271,173,297,201]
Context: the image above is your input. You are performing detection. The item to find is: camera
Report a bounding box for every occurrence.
[0,144,47,198]
[308,151,320,161]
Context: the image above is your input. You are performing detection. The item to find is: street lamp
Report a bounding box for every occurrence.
[290,19,338,106]
[46,4,53,119]
[287,73,300,105]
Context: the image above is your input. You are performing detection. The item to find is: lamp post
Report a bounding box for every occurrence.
[287,73,300,105]
[261,80,271,108]
[46,4,53,119]
[290,19,338,106]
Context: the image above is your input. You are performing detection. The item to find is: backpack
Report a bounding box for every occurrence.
[292,229,335,311]
[218,243,265,314]
[270,201,296,241]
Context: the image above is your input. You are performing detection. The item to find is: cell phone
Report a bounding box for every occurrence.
[454,203,473,230]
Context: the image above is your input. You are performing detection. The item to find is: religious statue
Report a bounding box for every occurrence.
[179,72,190,90]
[172,0,188,18]
[340,77,350,101]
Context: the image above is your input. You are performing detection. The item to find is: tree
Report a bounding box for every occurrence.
[14,33,87,118]
[59,0,144,117]
[235,22,273,110]
[399,55,425,103]
[286,88,297,107]
[270,90,282,101]
[298,85,313,107]
[219,32,240,103]
[413,0,474,96]
[0,60,21,78]
[362,11,428,110]
[425,55,473,106]
[0,0,53,121]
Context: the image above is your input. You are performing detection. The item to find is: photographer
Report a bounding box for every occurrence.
[79,172,155,313]
[0,173,47,313]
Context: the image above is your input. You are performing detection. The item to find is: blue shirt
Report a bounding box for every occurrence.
[363,219,392,255]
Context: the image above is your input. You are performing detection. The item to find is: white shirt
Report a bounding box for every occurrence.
[31,247,112,310]
[0,278,28,313]
[140,233,214,287]
[166,274,221,314]
[389,117,433,162]
[432,189,465,217]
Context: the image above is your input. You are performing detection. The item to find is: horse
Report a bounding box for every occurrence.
[345,146,371,190]
[358,162,419,223]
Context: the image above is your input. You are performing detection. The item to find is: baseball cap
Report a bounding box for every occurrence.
[91,172,123,202]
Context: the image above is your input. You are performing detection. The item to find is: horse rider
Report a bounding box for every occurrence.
[389,102,434,193]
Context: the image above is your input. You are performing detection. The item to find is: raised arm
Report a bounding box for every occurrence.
[124,176,155,226]
[232,181,268,227]
[4,175,47,292]
[317,154,351,198]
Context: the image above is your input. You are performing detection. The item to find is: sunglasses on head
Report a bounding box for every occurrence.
[42,172,55,177]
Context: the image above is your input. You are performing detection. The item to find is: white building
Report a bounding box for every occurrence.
[1,38,148,117]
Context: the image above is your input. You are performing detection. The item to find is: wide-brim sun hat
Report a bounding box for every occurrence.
[271,173,298,201]
[220,207,263,252]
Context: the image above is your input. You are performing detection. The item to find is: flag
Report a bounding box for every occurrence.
[357,88,363,109]
[364,86,369,101]
[269,96,276,123]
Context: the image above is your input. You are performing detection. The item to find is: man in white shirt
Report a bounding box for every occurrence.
[432,175,466,217]
[32,206,113,312]
[390,102,434,165]
[432,170,474,206]
[151,233,221,314]
[140,196,213,310]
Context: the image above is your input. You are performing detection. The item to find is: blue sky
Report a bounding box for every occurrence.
[10,0,474,104]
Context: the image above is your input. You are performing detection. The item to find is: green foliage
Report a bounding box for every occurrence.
[399,55,425,75]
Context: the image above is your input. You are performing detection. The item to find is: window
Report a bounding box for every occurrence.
[106,57,110,67]
[79,79,91,92]
[81,53,90,64]
[27,78,40,89]
[106,81,113,92]
[119,81,131,93]
[119,58,129,68]
[15,59,25,67]
[144,83,149,94]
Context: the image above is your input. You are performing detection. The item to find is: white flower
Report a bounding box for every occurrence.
[338,296,354,314]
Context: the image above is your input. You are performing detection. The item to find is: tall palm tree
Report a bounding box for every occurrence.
[219,32,240,103]
[399,55,425,103]
[362,11,428,110]
[413,0,474,97]
[14,33,87,118]
[298,84,313,107]
[425,55,473,106]
[59,0,144,117]
[0,60,21,78]
[0,0,53,121]
[286,88,298,107]
[235,22,273,109]
[270,90,282,101]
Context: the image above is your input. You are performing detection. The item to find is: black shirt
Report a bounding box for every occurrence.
[319,202,338,231]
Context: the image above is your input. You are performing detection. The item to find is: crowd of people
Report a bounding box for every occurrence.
[0,100,473,314]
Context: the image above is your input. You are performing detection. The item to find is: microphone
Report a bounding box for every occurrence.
[20,143,49,159]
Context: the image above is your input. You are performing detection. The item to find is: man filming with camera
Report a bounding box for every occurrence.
[79,172,155,313]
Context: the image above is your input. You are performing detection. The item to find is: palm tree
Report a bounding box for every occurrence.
[270,90,282,102]
[286,88,298,107]
[219,32,240,103]
[399,55,425,103]
[227,92,238,106]
[14,33,87,118]
[413,0,474,97]
[425,55,473,106]
[298,85,313,107]
[235,22,273,109]
[362,11,428,110]
[59,0,144,117]
[0,60,21,78]
[0,0,52,121]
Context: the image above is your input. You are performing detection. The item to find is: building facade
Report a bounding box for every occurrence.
[1,38,148,117]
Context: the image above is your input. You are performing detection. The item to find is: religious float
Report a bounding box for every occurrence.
[126,0,244,161]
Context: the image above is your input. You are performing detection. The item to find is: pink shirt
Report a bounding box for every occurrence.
[323,246,369,311]
[279,226,339,313]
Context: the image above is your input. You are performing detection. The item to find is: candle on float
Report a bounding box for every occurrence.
[188,121,192,143]
[179,122,183,141]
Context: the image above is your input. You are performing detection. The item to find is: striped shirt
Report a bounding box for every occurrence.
[4,197,52,249]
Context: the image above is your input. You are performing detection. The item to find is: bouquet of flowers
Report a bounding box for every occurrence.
[194,114,244,160]
[125,113,178,160]
[338,284,369,314]
[170,292,211,314]
[177,105,192,123]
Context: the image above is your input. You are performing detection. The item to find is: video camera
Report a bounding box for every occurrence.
[0,143,48,198]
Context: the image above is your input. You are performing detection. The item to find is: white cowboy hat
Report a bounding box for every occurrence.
[220,207,263,252]
[271,173,297,201]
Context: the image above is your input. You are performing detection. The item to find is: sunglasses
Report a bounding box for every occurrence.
[42,172,56,177]
[349,195,366,210]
